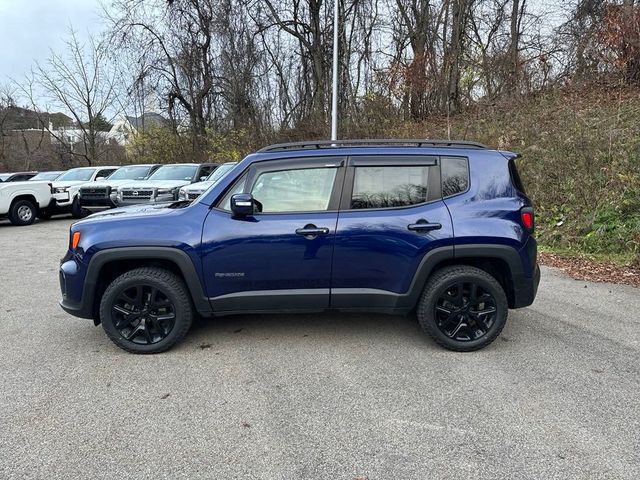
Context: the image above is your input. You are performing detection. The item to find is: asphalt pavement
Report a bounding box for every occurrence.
[0,217,638,479]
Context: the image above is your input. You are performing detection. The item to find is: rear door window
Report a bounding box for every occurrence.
[351,166,431,209]
[345,156,439,210]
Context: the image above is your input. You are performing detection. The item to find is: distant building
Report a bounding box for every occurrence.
[108,113,169,145]
[2,106,169,148]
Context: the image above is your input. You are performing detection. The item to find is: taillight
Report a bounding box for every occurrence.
[521,207,534,232]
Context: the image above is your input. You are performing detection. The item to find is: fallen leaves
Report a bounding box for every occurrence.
[539,252,640,287]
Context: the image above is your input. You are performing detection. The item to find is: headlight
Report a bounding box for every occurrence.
[178,189,186,200]
[55,187,68,194]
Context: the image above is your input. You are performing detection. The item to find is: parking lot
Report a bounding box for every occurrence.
[1,217,639,479]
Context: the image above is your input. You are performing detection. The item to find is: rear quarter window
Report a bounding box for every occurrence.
[440,156,469,197]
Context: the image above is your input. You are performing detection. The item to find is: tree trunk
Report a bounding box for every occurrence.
[447,0,467,113]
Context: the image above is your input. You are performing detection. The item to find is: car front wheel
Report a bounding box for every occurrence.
[99,267,194,354]
[417,265,508,352]
[70,197,86,218]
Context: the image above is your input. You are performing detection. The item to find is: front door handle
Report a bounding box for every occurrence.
[295,224,330,237]
[408,219,442,232]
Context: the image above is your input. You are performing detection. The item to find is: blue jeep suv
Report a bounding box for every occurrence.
[59,139,540,354]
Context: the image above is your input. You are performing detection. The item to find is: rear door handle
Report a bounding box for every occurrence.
[408,220,442,232]
[295,224,330,237]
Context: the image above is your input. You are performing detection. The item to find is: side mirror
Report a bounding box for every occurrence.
[230,193,255,217]
[199,176,208,181]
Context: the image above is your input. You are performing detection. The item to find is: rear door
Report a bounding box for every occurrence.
[331,155,453,309]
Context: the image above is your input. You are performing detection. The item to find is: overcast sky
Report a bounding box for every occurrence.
[0,0,103,84]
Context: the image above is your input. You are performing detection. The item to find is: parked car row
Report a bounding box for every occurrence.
[0,161,237,226]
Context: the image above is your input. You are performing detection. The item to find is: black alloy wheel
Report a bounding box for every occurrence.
[112,284,176,345]
[434,282,497,342]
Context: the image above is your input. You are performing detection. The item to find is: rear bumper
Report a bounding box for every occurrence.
[512,262,540,308]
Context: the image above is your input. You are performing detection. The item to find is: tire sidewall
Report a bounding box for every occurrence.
[421,270,508,351]
[10,200,36,226]
[100,272,191,353]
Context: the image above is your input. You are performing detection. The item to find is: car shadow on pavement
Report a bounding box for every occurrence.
[183,311,433,350]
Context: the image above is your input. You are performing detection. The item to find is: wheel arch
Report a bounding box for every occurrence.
[407,244,524,309]
[86,247,211,323]
[10,194,39,208]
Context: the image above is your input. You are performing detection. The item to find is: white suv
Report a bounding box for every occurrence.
[51,166,118,218]
[178,162,237,201]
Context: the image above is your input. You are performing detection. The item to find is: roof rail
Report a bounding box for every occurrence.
[258,139,488,153]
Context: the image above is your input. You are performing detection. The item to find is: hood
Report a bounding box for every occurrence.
[52,180,89,188]
[78,201,190,223]
[118,180,192,190]
[0,180,50,189]
[182,180,214,192]
[80,179,141,189]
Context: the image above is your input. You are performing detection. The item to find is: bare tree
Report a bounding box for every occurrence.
[21,29,118,166]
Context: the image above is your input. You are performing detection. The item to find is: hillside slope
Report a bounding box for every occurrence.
[358,85,640,264]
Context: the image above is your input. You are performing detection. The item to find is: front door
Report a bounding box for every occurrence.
[201,157,345,313]
[331,155,453,309]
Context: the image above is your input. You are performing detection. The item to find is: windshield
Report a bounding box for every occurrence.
[107,165,154,181]
[205,163,237,182]
[29,172,62,181]
[57,168,95,182]
[192,163,238,200]
[148,165,197,181]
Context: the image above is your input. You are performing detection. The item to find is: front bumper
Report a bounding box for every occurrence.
[80,198,116,211]
[53,191,72,207]
[59,255,94,319]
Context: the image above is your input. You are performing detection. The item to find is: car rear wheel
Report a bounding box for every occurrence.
[99,267,193,354]
[417,265,508,352]
[9,199,37,226]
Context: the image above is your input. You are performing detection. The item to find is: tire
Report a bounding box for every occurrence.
[99,267,194,354]
[70,197,88,218]
[417,265,508,352]
[8,199,37,226]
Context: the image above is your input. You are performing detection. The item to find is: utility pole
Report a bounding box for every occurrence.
[330,0,339,141]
